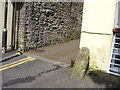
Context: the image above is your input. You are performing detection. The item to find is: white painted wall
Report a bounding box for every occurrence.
[7,0,13,50]
[0,1,5,50]
[81,0,116,34]
[80,0,117,72]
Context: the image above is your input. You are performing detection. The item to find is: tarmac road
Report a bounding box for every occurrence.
[1,55,120,88]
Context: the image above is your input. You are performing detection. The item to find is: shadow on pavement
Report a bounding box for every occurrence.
[87,73,120,89]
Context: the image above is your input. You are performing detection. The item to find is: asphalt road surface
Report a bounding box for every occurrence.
[1,55,120,88]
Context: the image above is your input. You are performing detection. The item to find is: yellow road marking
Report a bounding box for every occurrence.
[0,57,36,71]
[0,57,32,68]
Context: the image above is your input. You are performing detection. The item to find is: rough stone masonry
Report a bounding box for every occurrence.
[16,2,84,52]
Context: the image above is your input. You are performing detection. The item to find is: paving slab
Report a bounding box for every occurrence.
[25,39,80,64]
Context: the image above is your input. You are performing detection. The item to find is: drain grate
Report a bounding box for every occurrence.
[108,33,120,76]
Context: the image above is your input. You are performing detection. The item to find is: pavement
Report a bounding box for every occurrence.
[2,55,120,88]
[25,39,80,64]
[1,40,120,88]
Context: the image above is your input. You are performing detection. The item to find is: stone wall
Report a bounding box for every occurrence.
[16,2,84,51]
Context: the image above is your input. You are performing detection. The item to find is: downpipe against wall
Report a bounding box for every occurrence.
[2,29,7,53]
[2,0,8,53]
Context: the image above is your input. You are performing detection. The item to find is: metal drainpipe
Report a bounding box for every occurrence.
[2,0,8,53]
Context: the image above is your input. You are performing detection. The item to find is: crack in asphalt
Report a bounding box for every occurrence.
[3,65,61,87]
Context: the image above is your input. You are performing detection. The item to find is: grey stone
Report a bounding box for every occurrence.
[16,2,84,52]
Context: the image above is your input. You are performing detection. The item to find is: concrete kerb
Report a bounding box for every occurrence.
[24,52,70,68]
[1,52,21,62]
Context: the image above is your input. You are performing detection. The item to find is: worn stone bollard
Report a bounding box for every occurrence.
[71,47,90,79]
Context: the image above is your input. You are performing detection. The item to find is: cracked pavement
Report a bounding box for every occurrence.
[2,55,120,88]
